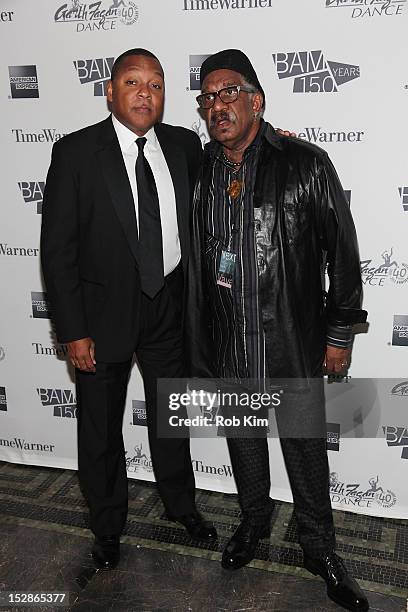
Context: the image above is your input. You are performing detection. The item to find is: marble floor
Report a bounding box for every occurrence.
[0,461,407,612]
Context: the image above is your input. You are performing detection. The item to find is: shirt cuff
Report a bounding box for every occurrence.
[326,325,353,349]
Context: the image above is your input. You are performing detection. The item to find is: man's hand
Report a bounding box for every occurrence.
[68,337,96,372]
[276,128,297,137]
[324,345,351,375]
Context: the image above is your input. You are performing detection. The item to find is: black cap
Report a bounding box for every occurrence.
[200,49,265,106]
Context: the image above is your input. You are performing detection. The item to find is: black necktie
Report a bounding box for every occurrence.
[135,137,164,298]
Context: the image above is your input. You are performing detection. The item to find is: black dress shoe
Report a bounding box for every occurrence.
[168,512,217,541]
[222,518,270,570]
[92,535,120,570]
[304,551,369,611]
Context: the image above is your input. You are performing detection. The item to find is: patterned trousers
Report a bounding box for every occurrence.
[225,379,336,557]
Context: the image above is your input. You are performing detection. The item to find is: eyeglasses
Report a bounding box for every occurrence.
[196,85,255,109]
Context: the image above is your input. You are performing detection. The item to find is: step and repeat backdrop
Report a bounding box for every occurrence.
[0,0,407,519]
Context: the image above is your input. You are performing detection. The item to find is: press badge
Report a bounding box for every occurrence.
[216,250,237,288]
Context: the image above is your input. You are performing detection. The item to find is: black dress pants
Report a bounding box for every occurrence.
[76,266,196,537]
[226,379,336,557]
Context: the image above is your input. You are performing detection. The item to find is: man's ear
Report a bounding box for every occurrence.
[252,91,263,114]
[107,80,113,103]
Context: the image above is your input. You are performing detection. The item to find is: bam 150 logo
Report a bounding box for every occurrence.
[272,50,360,93]
[37,387,77,418]
[325,0,405,19]
[398,187,408,212]
[383,425,408,459]
[18,181,44,214]
[54,1,139,32]
[74,57,114,95]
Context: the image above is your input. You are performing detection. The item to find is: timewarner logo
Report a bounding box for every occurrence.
[272,51,360,93]
[0,244,39,257]
[74,57,114,96]
[297,127,364,144]
[12,129,67,144]
[183,0,272,10]
[0,10,14,22]
[0,437,55,453]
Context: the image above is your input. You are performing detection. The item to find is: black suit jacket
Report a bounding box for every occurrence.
[41,116,202,361]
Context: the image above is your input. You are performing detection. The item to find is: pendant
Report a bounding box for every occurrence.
[227,179,243,199]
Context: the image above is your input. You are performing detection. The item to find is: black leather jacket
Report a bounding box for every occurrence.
[186,123,367,380]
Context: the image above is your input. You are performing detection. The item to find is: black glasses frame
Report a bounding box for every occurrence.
[196,85,255,109]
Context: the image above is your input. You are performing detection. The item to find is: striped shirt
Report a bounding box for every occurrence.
[202,122,352,382]
[203,123,266,380]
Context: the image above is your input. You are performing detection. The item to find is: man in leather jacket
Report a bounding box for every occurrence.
[186,49,368,612]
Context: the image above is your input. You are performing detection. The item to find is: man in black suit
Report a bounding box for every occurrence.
[41,48,216,570]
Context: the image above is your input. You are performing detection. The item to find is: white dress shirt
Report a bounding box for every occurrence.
[111,114,181,276]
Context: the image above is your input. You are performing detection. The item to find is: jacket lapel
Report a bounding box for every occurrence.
[96,117,139,263]
[155,124,190,269]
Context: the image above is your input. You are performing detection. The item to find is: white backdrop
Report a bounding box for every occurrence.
[1,0,407,519]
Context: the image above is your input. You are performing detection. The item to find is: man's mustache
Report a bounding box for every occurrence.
[209,110,237,128]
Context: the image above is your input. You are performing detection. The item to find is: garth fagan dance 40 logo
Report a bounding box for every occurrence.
[360,248,408,287]
[325,0,405,19]
[54,1,139,32]
[74,57,114,95]
[330,473,396,509]
[272,50,360,93]
[125,444,153,474]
